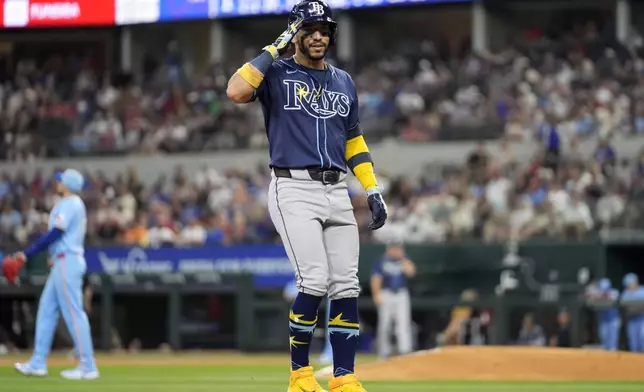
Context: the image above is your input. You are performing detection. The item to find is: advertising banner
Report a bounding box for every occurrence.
[85,245,294,289]
[115,0,159,25]
[3,0,114,28]
[159,0,208,22]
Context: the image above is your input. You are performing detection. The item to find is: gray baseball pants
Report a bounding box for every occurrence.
[377,289,413,358]
[267,170,360,300]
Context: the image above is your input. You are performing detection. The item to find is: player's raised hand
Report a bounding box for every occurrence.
[367,190,388,230]
[263,17,304,60]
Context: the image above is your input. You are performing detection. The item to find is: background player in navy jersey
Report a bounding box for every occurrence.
[227,1,387,391]
[371,239,416,359]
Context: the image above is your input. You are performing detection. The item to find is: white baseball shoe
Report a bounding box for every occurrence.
[14,362,48,377]
[60,367,100,380]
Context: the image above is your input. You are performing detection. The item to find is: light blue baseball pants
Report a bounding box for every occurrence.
[598,318,621,351]
[30,255,96,371]
[627,317,644,352]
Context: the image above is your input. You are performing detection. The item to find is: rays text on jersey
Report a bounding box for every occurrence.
[283,79,351,119]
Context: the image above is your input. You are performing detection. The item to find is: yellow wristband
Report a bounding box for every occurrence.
[237,63,264,89]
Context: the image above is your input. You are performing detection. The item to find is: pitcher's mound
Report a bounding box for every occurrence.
[354,346,644,381]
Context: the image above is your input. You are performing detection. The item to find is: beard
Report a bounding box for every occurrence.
[299,36,328,61]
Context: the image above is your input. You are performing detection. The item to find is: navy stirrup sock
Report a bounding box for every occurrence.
[328,297,360,377]
[289,292,323,370]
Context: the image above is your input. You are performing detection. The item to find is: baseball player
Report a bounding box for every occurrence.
[370,240,415,359]
[587,278,621,351]
[2,169,99,380]
[227,1,387,391]
[621,273,644,352]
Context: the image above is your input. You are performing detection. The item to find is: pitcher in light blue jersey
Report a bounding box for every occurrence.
[13,169,99,380]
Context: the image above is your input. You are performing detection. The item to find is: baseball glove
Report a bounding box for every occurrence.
[2,253,25,284]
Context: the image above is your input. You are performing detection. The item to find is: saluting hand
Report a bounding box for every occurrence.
[264,18,304,60]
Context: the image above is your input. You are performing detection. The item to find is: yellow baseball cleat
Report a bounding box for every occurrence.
[288,366,328,392]
[328,373,367,392]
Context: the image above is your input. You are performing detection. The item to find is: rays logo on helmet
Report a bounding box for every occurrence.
[307,1,325,16]
[283,79,351,119]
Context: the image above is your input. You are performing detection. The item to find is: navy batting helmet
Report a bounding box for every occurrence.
[289,0,337,45]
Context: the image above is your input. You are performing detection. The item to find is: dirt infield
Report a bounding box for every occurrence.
[4,347,644,382]
[355,346,644,381]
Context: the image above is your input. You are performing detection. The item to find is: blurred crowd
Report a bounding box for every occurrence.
[0,164,278,250]
[0,15,644,248]
[2,17,644,160]
[374,139,644,244]
[359,18,644,144]
[0,135,643,250]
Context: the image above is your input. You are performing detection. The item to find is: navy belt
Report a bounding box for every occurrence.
[273,167,341,185]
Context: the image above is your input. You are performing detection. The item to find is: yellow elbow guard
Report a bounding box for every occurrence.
[237,63,264,89]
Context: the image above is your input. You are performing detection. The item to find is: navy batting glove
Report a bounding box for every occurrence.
[367,189,388,230]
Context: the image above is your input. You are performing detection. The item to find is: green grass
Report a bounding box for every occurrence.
[1,364,643,392]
